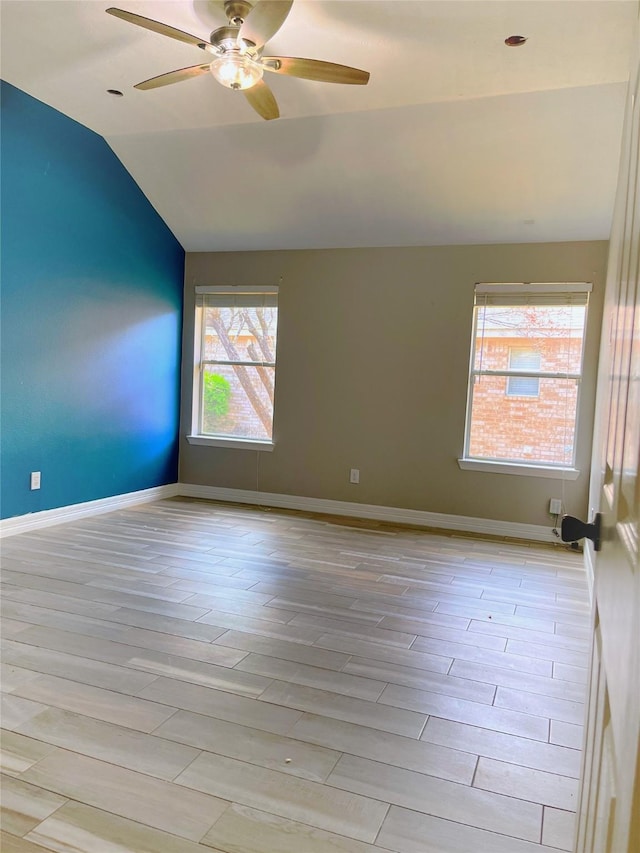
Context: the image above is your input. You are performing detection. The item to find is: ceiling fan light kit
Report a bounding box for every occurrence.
[210,52,264,90]
[106,0,370,119]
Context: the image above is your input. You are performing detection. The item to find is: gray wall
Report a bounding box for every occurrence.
[180,241,608,528]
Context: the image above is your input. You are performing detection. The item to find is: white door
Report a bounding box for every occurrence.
[575,15,640,853]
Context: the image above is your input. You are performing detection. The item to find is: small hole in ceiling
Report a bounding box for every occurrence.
[505,35,528,47]
[107,89,124,97]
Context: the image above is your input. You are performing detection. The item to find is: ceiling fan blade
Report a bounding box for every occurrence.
[238,1,293,48]
[134,64,212,91]
[243,80,280,120]
[106,8,211,50]
[262,56,370,85]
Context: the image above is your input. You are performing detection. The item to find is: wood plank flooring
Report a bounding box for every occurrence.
[0,498,591,852]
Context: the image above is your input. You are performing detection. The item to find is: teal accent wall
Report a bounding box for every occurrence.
[1,81,185,519]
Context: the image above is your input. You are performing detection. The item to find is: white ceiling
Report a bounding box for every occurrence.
[1,1,636,251]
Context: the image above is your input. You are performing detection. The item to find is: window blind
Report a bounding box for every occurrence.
[195,285,278,308]
[474,283,591,307]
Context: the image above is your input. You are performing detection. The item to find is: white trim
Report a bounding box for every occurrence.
[178,483,558,543]
[458,458,580,480]
[0,484,180,538]
[584,543,595,605]
[186,435,274,451]
[0,481,563,544]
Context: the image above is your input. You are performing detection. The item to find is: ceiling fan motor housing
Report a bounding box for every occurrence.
[209,24,244,49]
[208,23,259,58]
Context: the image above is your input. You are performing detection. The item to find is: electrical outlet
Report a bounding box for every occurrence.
[549,498,562,515]
[349,468,360,484]
[30,471,41,490]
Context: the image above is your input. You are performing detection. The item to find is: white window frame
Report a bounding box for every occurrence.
[458,282,591,478]
[187,285,278,451]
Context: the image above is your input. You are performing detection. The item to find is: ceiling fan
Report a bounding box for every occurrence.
[106,1,370,120]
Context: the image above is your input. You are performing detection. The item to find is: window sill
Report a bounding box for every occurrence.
[186,435,274,452]
[457,458,580,479]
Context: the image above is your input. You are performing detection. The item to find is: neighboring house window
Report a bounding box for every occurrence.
[191,285,278,446]
[506,347,541,397]
[463,282,591,469]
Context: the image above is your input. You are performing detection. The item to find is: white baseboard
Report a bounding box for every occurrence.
[0,484,181,538]
[584,544,595,604]
[178,483,557,543]
[0,481,557,543]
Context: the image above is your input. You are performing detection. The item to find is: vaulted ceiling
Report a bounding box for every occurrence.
[1,1,636,250]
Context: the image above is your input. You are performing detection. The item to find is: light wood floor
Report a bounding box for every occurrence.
[0,498,591,853]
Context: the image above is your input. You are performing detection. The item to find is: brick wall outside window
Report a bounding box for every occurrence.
[468,334,581,465]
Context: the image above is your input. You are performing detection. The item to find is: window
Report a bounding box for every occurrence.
[461,282,591,472]
[189,286,278,448]
[506,348,541,397]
